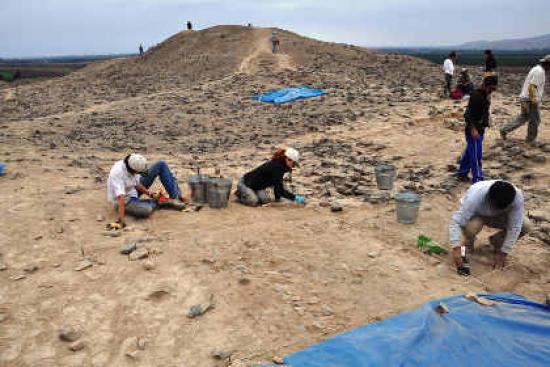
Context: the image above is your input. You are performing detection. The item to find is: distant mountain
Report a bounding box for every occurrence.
[457,34,550,51]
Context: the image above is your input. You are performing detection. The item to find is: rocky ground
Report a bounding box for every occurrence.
[0,26,549,367]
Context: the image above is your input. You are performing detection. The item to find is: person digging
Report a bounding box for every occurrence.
[106,154,187,228]
[449,180,532,276]
[236,147,305,207]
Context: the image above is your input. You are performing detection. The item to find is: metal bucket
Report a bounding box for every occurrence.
[207,178,233,209]
[188,175,210,204]
[374,164,396,190]
[395,191,421,224]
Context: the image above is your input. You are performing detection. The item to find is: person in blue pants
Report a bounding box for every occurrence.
[107,154,186,227]
[456,76,498,183]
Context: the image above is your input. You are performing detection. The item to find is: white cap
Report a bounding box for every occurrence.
[285,147,300,166]
[128,154,148,173]
[539,55,550,63]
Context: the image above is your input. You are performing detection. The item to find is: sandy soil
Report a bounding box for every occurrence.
[0,26,549,367]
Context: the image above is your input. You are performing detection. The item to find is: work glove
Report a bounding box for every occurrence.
[106,221,125,230]
[294,195,306,204]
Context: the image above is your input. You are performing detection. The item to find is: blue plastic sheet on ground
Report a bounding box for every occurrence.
[252,87,327,104]
[263,293,550,367]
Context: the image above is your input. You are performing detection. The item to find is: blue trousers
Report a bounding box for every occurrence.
[458,133,484,183]
[120,160,181,218]
[139,160,181,198]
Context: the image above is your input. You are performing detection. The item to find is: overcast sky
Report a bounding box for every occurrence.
[1,0,549,58]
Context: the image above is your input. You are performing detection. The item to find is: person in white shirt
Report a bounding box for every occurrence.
[449,180,532,275]
[501,55,550,143]
[442,51,457,98]
[107,154,186,226]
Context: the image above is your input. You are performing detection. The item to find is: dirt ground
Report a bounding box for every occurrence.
[0,26,549,367]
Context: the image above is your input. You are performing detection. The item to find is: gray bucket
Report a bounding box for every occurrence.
[207,178,233,209]
[395,191,421,224]
[374,165,396,190]
[188,175,211,204]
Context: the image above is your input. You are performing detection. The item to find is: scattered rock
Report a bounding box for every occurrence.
[74,259,93,271]
[273,356,285,365]
[96,214,105,222]
[64,186,83,195]
[59,325,81,342]
[11,274,27,281]
[0,262,8,271]
[367,251,379,258]
[23,264,40,274]
[69,340,86,352]
[103,230,122,237]
[187,301,215,319]
[435,303,449,314]
[330,201,343,212]
[129,248,149,261]
[465,293,496,306]
[120,242,137,255]
[321,304,333,316]
[212,350,232,361]
[142,259,156,270]
[238,277,251,285]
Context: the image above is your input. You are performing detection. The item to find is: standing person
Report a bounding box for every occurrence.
[107,154,187,226]
[139,44,144,57]
[271,31,280,54]
[236,147,305,206]
[449,180,531,276]
[484,49,497,75]
[455,76,498,183]
[500,55,550,143]
[443,51,457,98]
[187,21,193,31]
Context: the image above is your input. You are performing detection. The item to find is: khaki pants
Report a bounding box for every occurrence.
[463,214,532,249]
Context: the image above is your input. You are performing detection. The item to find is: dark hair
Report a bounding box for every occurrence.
[123,154,135,173]
[488,181,516,210]
[483,75,498,87]
[484,49,492,55]
[449,51,456,58]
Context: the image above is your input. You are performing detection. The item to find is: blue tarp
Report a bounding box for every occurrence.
[252,87,327,104]
[265,293,550,367]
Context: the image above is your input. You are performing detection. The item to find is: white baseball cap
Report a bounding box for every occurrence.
[284,147,300,167]
[128,154,148,173]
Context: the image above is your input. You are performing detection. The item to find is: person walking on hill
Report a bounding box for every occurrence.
[449,180,531,276]
[443,51,457,98]
[500,55,550,144]
[107,154,187,226]
[187,21,193,31]
[236,147,305,207]
[455,76,498,183]
[139,44,144,57]
[271,31,280,54]
[484,49,497,75]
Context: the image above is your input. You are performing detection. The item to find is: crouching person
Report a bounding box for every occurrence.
[107,154,186,226]
[449,180,532,275]
[236,147,305,206]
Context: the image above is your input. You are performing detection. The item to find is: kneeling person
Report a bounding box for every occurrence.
[107,154,186,226]
[237,147,305,206]
[449,180,531,275]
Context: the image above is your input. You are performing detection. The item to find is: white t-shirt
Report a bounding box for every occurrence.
[520,64,545,102]
[107,160,141,204]
[449,180,524,254]
[443,58,454,75]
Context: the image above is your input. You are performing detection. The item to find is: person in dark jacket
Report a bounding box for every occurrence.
[455,76,498,183]
[236,147,305,206]
[484,49,497,75]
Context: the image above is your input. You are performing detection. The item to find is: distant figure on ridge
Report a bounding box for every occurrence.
[442,51,457,98]
[187,21,193,31]
[455,75,498,183]
[484,49,497,75]
[271,31,280,53]
[500,55,550,144]
[139,44,144,57]
[235,147,305,207]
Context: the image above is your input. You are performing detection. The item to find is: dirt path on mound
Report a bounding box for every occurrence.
[239,29,296,73]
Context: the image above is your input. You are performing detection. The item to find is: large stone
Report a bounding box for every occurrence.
[59,325,81,342]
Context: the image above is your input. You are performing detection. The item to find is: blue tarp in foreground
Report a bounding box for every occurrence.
[266,293,550,367]
[252,87,327,104]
